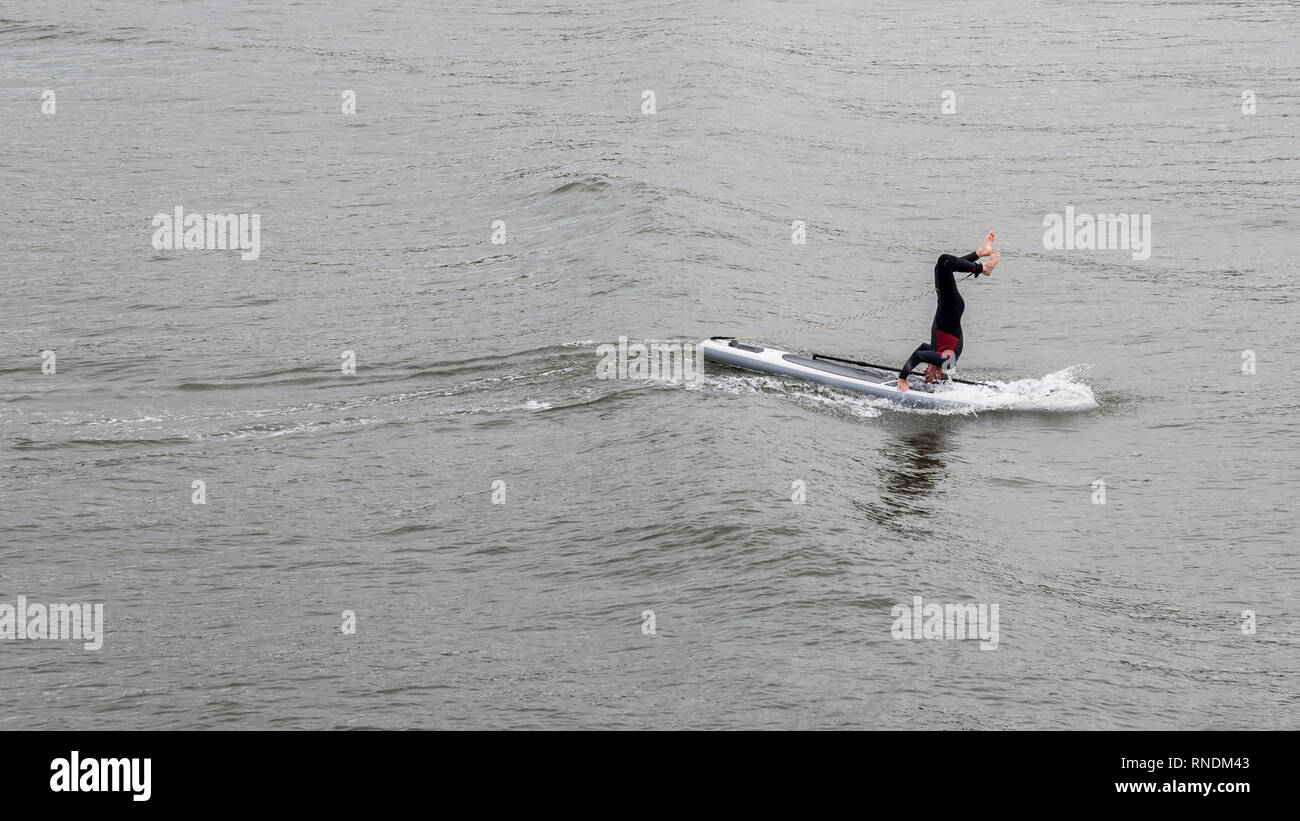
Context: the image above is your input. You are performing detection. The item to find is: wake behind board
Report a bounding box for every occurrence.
[701,337,980,410]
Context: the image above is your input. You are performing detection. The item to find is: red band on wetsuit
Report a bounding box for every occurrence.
[935,331,959,359]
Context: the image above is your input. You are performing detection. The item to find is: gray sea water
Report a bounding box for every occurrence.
[2,0,1297,729]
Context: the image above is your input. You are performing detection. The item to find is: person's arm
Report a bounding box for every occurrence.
[897,344,948,390]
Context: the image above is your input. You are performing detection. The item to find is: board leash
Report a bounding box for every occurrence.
[736,271,978,341]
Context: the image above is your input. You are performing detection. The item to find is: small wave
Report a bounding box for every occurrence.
[706,374,882,419]
[546,177,610,196]
[11,436,191,450]
[199,417,383,441]
[424,399,555,417]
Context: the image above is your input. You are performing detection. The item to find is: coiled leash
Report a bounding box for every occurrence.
[736,271,979,341]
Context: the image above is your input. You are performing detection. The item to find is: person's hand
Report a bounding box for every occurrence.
[896,378,909,392]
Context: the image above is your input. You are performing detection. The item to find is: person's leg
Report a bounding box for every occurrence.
[941,231,995,276]
[935,253,982,282]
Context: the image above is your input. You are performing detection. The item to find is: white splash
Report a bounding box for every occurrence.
[706,366,1097,417]
[921,365,1099,414]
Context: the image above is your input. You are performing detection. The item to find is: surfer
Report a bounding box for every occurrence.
[896,233,1000,392]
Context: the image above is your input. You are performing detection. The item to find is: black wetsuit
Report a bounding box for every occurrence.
[898,252,983,380]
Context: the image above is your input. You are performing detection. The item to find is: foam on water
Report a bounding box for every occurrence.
[922,365,1100,414]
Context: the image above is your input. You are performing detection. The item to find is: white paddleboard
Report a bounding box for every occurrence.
[701,337,977,410]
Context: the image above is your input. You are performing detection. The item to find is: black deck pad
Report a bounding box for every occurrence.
[783,354,937,392]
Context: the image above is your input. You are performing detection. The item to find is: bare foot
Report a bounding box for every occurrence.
[981,249,1000,275]
[976,231,995,257]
